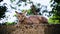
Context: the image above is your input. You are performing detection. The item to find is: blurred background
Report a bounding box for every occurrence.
[0,0,60,25]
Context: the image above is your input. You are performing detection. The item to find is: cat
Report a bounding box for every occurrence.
[15,10,48,25]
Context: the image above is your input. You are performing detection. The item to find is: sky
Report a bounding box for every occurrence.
[0,0,52,23]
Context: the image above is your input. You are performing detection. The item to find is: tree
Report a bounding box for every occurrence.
[0,0,3,2]
[48,0,60,24]
[0,6,7,19]
[0,0,51,24]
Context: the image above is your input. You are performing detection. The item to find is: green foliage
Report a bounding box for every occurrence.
[22,9,34,15]
[0,0,3,2]
[27,9,34,15]
[0,6,7,19]
[18,4,21,6]
[54,0,60,4]
[14,13,16,17]
[10,0,15,3]
[5,22,16,25]
[22,0,26,2]
[48,15,60,24]
[37,3,41,6]
[10,5,16,10]
[49,0,60,24]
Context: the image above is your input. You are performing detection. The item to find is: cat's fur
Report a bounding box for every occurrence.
[15,11,48,25]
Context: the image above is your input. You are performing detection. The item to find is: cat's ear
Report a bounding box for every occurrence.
[15,11,20,17]
[23,10,27,15]
[15,11,18,14]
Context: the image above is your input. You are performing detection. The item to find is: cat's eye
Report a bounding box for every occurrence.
[18,16,20,17]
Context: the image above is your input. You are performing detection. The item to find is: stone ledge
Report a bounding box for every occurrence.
[0,24,60,34]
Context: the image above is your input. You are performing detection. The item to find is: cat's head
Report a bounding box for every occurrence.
[15,10,27,22]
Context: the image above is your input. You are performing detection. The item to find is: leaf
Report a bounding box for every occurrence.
[18,4,21,6]
[10,0,15,3]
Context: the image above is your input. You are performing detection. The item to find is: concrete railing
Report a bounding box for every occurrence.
[0,24,60,34]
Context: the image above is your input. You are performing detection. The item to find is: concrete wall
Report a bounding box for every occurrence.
[0,24,60,34]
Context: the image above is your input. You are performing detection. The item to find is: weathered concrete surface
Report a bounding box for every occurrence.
[0,24,60,34]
